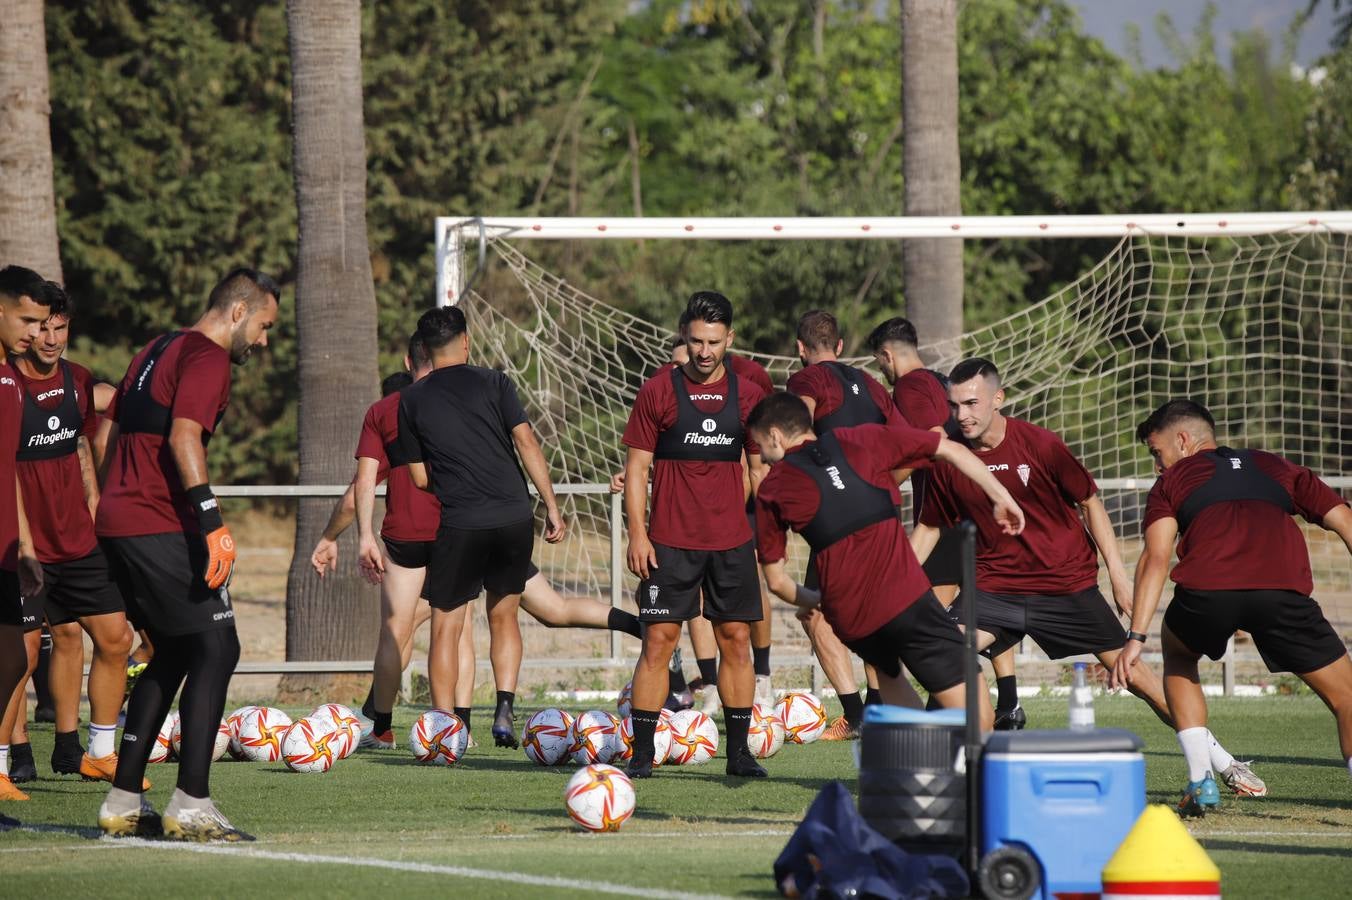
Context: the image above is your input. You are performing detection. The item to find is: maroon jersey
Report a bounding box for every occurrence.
[894,368,950,431]
[0,361,22,570]
[623,366,765,551]
[15,361,99,562]
[920,417,1099,595]
[97,331,232,538]
[1144,449,1346,596]
[355,392,440,543]
[729,353,774,396]
[786,362,899,430]
[757,424,941,641]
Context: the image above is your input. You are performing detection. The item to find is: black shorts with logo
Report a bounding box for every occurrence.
[1,569,23,628]
[974,586,1126,660]
[638,540,762,624]
[101,533,235,638]
[922,526,964,587]
[39,550,125,627]
[423,517,535,611]
[21,586,44,632]
[845,591,967,694]
[1166,586,1347,675]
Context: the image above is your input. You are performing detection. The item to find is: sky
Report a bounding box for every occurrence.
[1071,0,1340,68]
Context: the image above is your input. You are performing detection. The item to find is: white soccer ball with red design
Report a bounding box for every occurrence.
[569,710,623,765]
[666,709,719,765]
[616,681,633,719]
[409,709,468,765]
[776,691,828,744]
[148,711,179,763]
[563,764,636,832]
[523,708,574,766]
[168,716,231,762]
[617,713,672,765]
[749,703,786,759]
[311,703,362,758]
[225,705,259,760]
[283,716,343,774]
[236,707,294,762]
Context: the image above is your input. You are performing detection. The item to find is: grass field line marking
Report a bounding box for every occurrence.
[478,828,792,841]
[122,840,733,898]
[1192,830,1352,838]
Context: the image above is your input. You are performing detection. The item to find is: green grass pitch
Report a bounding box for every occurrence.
[4,695,1349,898]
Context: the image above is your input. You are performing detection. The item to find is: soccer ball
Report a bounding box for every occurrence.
[409,709,468,765]
[523,708,575,766]
[311,703,361,758]
[148,711,179,763]
[569,710,623,765]
[283,716,343,774]
[749,703,786,759]
[666,709,719,765]
[563,764,636,832]
[617,714,672,765]
[170,717,231,762]
[236,707,294,762]
[776,691,828,744]
[616,681,633,719]
[225,705,259,760]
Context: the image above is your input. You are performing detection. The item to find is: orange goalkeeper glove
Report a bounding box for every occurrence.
[204,525,236,590]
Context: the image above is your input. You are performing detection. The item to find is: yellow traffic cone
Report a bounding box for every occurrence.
[1102,804,1221,899]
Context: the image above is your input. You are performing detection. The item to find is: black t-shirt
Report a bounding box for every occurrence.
[396,364,533,529]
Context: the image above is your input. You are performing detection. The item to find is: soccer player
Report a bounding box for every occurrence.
[398,306,568,748]
[868,317,1025,729]
[622,291,767,779]
[786,310,911,740]
[8,283,135,787]
[750,392,1023,724]
[0,266,52,812]
[1113,400,1352,813]
[913,359,1263,798]
[96,268,280,840]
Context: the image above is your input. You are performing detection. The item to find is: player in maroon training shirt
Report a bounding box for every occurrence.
[750,392,1023,726]
[95,268,279,841]
[623,291,768,779]
[0,266,52,812]
[1114,400,1352,811]
[915,359,1261,798]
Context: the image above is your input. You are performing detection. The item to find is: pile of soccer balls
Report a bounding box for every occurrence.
[147,703,363,774]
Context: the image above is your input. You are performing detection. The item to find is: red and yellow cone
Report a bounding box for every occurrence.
[1102,805,1221,899]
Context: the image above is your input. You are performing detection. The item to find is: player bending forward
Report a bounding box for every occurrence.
[750,393,1023,725]
[1114,400,1352,815]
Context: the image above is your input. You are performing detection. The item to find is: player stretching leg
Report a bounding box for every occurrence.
[1114,400,1352,814]
[869,318,1025,729]
[912,359,1262,797]
[96,269,280,840]
[623,292,768,779]
[0,267,52,813]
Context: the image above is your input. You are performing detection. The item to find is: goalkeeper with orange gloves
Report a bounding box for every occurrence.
[94,269,280,842]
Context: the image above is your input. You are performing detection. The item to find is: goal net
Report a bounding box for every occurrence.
[453,221,1351,685]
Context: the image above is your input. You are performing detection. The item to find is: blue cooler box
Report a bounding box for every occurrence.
[982,728,1145,899]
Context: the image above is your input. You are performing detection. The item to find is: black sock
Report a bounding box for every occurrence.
[55,729,82,750]
[10,742,32,766]
[864,687,882,707]
[174,628,241,799]
[696,657,718,687]
[840,692,864,728]
[360,688,376,721]
[454,706,472,732]
[373,711,393,734]
[630,708,659,758]
[996,675,1018,711]
[607,608,643,638]
[752,646,771,678]
[723,706,752,756]
[669,666,689,695]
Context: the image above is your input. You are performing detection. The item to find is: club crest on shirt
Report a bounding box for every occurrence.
[1017,463,1031,486]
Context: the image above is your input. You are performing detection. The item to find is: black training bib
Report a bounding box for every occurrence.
[653,366,744,463]
[1175,447,1293,533]
[784,431,897,553]
[16,361,82,462]
[814,362,886,435]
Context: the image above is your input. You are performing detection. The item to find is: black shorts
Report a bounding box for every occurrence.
[637,540,762,624]
[1,569,23,628]
[21,586,44,632]
[974,586,1126,660]
[423,518,534,611]
[845,591,967,694]
[946,594,1022,659]
[38,550,125,627]
[1166,587,1348,675]
[922,527,964,587]
[101,534,235,638]
[382,537,434,570]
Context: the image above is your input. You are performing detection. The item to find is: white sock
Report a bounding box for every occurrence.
[1177,727,1212,783]
[1206,730,1235,775]
[1347,757,1352,781]
[101,786,142,817]
[88,723,118,758]
[165,787,209,817]
[0,745,8,776]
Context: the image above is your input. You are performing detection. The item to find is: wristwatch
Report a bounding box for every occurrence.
[1126,630,1148,644]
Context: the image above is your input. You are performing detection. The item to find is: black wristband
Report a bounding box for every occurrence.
[1126,630,1148,644]
[185,484,225,532]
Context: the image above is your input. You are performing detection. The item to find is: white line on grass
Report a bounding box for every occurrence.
[1191,830,1352,839]
[480,828,792,841]
[121,840,733,898]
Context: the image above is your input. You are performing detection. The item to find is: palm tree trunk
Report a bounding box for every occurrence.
[901,0,962,356]
[0,0,62,280]
[282,0,380,698]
